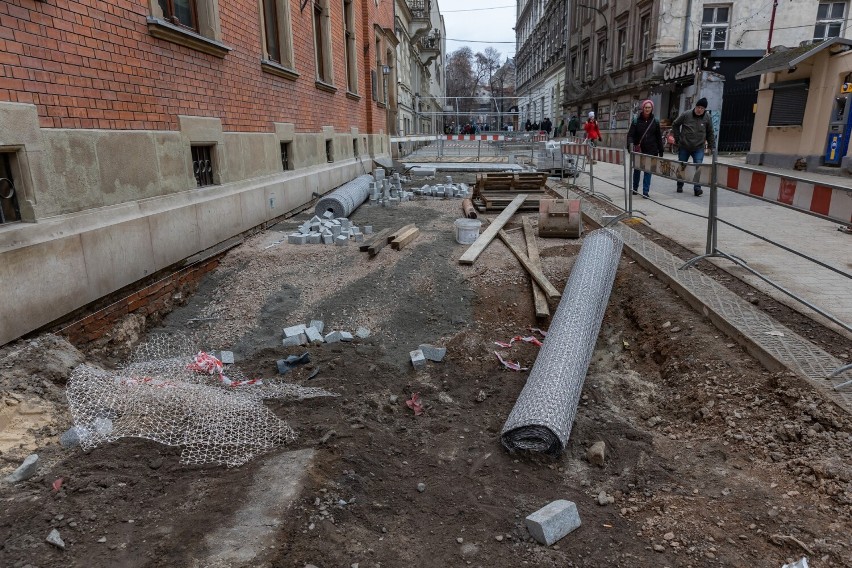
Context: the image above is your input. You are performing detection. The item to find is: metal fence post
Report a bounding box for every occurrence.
[625,149,632,214]
[705,146,720,255]
[587,143,595,194]
[478,139,482,160]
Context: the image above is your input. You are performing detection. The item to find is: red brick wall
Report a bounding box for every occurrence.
[0,0,395,133]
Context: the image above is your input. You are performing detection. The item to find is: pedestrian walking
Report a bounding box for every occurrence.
[626,100,664,199]
[672,97,715,196]
[583,111,601,147]
[542,117,553,139]
[568,115,580,137]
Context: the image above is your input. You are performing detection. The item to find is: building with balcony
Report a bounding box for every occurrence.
[395,0,447,135]
[0,0,396,346]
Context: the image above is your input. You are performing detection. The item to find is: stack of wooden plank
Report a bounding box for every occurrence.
[473,172,549,212]
[359,224,420,257]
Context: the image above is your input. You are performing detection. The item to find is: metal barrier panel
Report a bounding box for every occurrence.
[634,153,713,186]
[443,135,506,141]
[591,147,625,166]
[717,163,852,225]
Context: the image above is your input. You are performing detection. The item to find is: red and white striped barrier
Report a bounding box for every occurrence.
[591,146,625,166]
[442,135,505,141]
[531,133,548,142]
[561,143,587,156]
[717,164,852,225]
[633,154,713,185]
[390,135,441,143]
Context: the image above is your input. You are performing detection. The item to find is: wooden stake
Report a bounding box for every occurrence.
[523,217,550,318]
[458,194,528,265]
[497,228,561,300]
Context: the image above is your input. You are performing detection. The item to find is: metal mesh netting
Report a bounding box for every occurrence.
[501,229,624,456]
[66,335,335,467]
[314,174,373,218]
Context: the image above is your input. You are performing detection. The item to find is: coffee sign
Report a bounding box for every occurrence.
[663,58,699,81]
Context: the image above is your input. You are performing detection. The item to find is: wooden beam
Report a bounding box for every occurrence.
[387,223,416,243]
[391,227,420,250]
[360,228,392,251]
[458,194,528,265]
[523,217,550,318]
[497,228,561,300]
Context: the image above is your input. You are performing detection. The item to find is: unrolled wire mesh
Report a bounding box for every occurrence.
[314,174,374,218]
[66,334,335,467]
[501,229,624,456]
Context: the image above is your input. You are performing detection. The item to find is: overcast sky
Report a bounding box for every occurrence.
[438,1,517,62]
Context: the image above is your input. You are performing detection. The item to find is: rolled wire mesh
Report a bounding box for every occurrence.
[66,335,335,467]
[501,229,624,455]
[314,174,374,218]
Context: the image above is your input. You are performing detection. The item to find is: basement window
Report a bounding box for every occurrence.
[0,152,21,224]
[280,142,292,170]
[191,145,216,187]
[326,140,334,163]
[353,138,359,157]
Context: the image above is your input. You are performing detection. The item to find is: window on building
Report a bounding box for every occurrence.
[581,45,589,78]
[617,27,627,68]
[191,145,215,187]
[814,2,845,42]
[375,36,385,103]
[570,52,578,79]
[700,6,730,50]
[260,0,294,69]
[157,0,198,30]
[280,142,291,170]
[313,0,333,84]
[0,153,21,224]
[326,140,334,163]
[640,15,651,59]
[598,38,607,75]
[343,0,357,92]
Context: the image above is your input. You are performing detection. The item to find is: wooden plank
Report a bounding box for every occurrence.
[387,223,416,243]
[523,217,550,318]
[359,228,392,251]
[391,227,420,250]
[497,228,561,300]
[459,194,528,265]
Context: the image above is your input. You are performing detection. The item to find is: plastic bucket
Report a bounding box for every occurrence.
[454,218,482,245]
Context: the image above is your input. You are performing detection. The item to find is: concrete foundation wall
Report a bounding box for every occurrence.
[0,103,389,346]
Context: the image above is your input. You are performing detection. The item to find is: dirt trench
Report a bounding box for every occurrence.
[0,175,850,568]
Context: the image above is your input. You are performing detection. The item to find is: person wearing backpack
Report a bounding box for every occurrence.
[567,115,580,137]
[626,99,664,199]
[671,97,715,196]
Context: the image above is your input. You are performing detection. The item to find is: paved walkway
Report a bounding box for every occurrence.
[576,156,852,340]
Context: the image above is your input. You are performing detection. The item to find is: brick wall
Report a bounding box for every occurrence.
[0,0,394,133]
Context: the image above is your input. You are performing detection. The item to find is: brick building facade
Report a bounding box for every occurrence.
[0,0,396,345]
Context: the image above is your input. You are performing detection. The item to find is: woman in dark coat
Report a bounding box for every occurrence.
[626,99,664,198]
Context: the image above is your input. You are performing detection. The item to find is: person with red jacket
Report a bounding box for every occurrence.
[583,111,602,146]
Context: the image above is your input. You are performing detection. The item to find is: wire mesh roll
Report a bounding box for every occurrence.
[314,174,374,218]
[501,229,624,456]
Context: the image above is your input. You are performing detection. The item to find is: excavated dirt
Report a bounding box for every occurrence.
[1,175,851,568]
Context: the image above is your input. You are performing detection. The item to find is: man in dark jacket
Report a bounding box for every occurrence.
[672,97,715,196]
[542,117,552,139]
[626,99,664,198]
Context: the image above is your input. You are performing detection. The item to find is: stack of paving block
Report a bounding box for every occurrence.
[369,171,414,207]
[282,320,371,347]
[412,176,471,199]
[288,213,373,246]
[473,172,549,212]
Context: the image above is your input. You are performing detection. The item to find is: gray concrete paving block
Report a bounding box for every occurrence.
[525,500,581,546]
[322,234,334,245]
[363,225,373,234]
[288,233,307,245]
[419,344,447,362]
[322,211,334,219]
[307,233,322,244]
[410,349,426,369]
[310,215,322,223]
[5,454,39,482]
[331,225,342,237]
[325,331,342,343]
[410,166,436,177]
[220,351,235,365]
[60,426,87,448]
[340,219,351,230]
[310,320,325,334]
[46,529,65,549]
[282,334,307,347]
[355,327,371,338]
[305,326,324,344]
[283,324,307,338]
[339,331,354,342]
[354,233,364,242]
[298,224,311,235]
[335,235,348,246]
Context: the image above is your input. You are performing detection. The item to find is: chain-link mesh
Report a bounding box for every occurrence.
[66,335,335,467]
[314,174,374,218]
[501,229,624,455]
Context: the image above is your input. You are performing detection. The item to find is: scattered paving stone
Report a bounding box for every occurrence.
[339,331,354,342]
[310,320,325,334]
[355,327,371,339]
[219,351,235,365]
[60,426,87,448]
[5,454,39,483]
[525,500,581,546]
[46,529,65,549]
[325,331,342,344]
[418,344,446,362]
[410,349,426,369]
[587,441,606,467]
[305,326,324,344]
[417,482,426,493]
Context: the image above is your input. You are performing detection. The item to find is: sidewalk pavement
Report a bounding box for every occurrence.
[578,156,852,340]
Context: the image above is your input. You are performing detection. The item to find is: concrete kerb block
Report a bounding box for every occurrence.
[310,320,325,334]
[325,331,343,343]
[525,500,581,546]
[339,331,354,342]
[283,324,307,338]
[418,344,446,362]
[305,326,324,344]
[283,334,307,347]
[410,349,427,369]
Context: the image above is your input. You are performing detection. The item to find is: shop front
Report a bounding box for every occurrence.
[655,50,763,152]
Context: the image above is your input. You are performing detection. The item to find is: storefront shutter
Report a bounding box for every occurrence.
[768,80,809,126]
